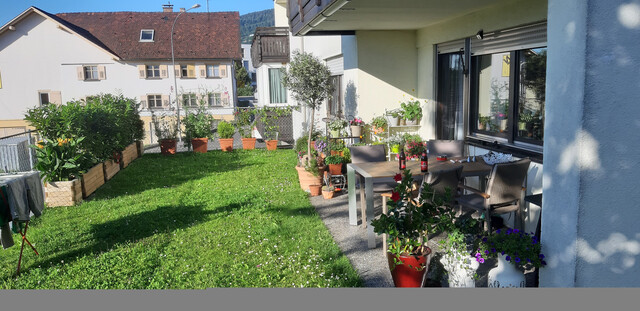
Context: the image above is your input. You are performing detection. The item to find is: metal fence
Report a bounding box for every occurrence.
[0,130,38,173]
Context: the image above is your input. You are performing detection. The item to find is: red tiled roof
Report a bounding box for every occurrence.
[55,11,241,61]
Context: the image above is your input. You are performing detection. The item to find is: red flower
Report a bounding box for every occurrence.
[391,191,401,202]
[393,173,402,182]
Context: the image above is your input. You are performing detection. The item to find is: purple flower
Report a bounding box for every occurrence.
[505,256,511,261]
[515,257,521,263]
[527,258,531,263]
[484,250,489,255]
[501,251,505,255]
[539,254,545,259]
[491,248,496,253]
[478,258,485,264]
[482,237,488,242]
[542,260,547,266]
[514,229,520,233]
[506,229,513,234]
[496,229,501,234]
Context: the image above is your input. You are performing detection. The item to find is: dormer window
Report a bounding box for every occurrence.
[140,29,154,42]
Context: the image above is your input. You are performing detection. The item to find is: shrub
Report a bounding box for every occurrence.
[183,104,214,143]
[32,136,88,182]
[324,155,344,165]
[217,121,235,139]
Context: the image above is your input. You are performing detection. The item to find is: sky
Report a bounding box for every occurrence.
[0,0,274,27]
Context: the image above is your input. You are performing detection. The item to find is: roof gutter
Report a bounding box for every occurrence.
[299,0,350,36]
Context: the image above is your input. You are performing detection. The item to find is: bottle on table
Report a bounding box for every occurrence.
[399,147,406,170]
[420,148,428,173]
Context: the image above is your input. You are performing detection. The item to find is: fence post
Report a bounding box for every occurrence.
[27,131,35,171]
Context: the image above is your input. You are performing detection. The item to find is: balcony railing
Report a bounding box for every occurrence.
[250,27,290,67]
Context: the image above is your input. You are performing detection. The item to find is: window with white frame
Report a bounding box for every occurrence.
[39,92,50,106]
[146,65,161,78]
[140,29,154,42]
[147,94,163,108]
[182,93,198,107]
[208,93,222,106]
[83,66,99,80]
[206,65,220,78]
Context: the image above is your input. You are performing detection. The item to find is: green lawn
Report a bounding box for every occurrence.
[0,149,362,288]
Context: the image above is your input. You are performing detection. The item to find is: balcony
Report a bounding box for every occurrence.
[250,27,290,67]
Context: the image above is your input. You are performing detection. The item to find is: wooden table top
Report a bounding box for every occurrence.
[348,157,492,178]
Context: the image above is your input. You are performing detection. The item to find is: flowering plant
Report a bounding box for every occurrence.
[349,117,364,126]
[314,138,328,155]
[31,136,87,182]
[371,170,453,269]
[475,228,546,269]
[370,116,387,135]
[328,119,348,131]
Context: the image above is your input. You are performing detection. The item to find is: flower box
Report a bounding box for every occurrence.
[121,142,138,168]
[45,179,82,207]
[103,159,120,181]
[81,163,105,199]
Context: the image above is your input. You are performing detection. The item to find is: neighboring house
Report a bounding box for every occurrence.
[288,0,640,287]
[252,0,357,141]
[0,5,241,143]
[240,43,256,88]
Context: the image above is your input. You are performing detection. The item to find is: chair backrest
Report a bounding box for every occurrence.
[418,166,463,203]
[349,145,386,163]
[486,158,531,206]
[427,140,465,157]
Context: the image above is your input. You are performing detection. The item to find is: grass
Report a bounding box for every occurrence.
[0,149,362,288]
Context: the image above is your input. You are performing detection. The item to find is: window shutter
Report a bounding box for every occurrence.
[199,65,206,78]
[138,65,146,78]
[222,93,230,106]
[161,95,170,107]
[187,64,196,78]
[160,65,168,78]
[98,66,106,80]
[140,96,147,108]
[49,91,62,105]
[470,21,547,55]
[77,66,85,80]
[174,65,181,77]
[220,65,227,78]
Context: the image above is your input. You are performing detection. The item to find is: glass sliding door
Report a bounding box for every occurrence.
[436,52,464,140]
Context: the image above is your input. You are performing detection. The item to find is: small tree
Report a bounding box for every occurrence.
[282,51,333,166]
[235,62,254,96]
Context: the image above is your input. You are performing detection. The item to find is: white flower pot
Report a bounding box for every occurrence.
[405,119,419,126]
[440,250,479,288]
[386,115,399,126]
[350,125,362,137]
[487,253,526,288]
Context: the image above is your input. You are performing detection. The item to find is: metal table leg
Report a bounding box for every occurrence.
[347,164,357,226]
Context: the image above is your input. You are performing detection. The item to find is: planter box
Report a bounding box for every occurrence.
[45,179,82,207]
[136,140,144,157]
[81,163,105,199]
[121,143,138,168]
[103,159,120,181]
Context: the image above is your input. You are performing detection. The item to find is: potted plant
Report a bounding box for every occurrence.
[314,137,328,158]
[401,99,423,125]
[259,106,291,151]
[478,115,491,131]
[151,112,179,155]
[324,154,344,175]
[402,133,425,160]
[387,135,403,154]
[370,116,388,135]
[282,51,333,166]
[329,140,345,156]
[235,108,257,150]
[475,228,547,288]
[438,215,482,288]
[182,103,214,153]
[328,119,348,138]
[322,185,335,199]
[371,170,451,287]
[349,117,365,137]
[308,184,322,196]
[518,112,535,132]
[217,121,235,152]
[386,109,402,127]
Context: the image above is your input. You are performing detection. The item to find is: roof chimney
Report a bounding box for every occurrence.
[179,8,186,12]
[162,4,174,12]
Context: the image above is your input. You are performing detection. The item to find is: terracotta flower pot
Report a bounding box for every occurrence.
[387,249,431,287]
[330,150,344,156]
[241,137,257,150]
[295,166,322,192]
[266,140,278,151]
[328,163,343,175]
[191,138,208,153]
[160,139,177,155]
[219,138,234,152]
[308,184,322,196]
[322,190,335,199]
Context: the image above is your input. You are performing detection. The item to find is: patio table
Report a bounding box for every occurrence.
[347,157,492,248]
